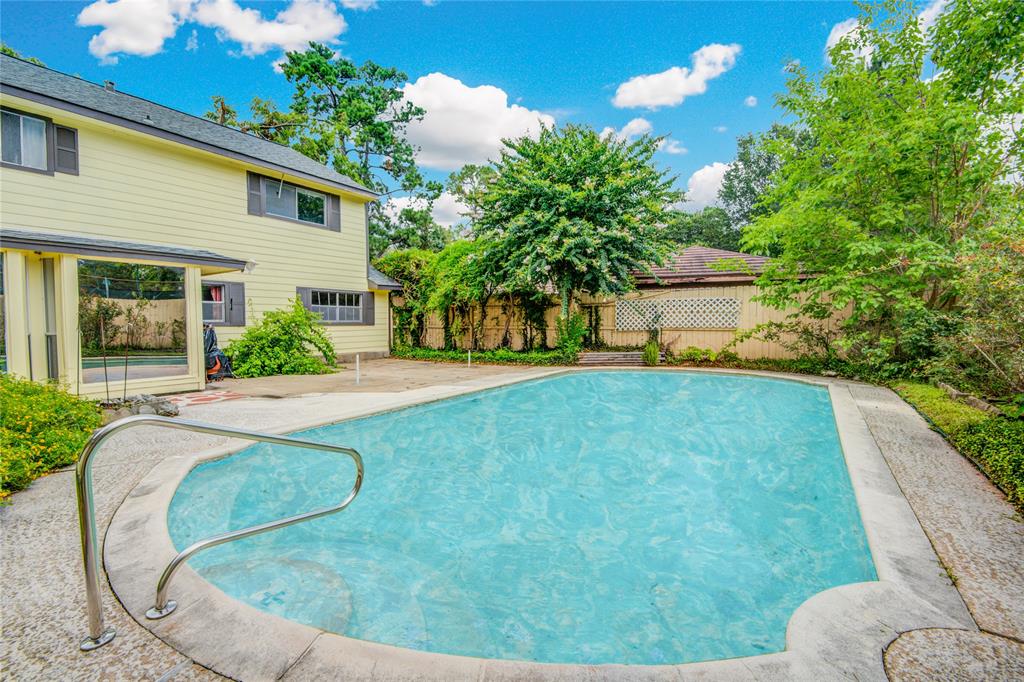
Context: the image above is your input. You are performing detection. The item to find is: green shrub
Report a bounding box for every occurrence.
[555,313,587,361]
[393,346,570,366]
[225,299,337,378]
[955,419,1024,509]
[642,341,660,366]
[894,381,1024,512]
[0,375,102,499]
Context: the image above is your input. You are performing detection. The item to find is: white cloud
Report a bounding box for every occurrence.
[600,117,653,141]
[386,192,468,228]
[77,0,193,65]
[660,139,688,155]
[713,125,728,133]
[78,0,351,64]
[402,72,555,170]
[824,18,876,64]
[193,0,346,56]
[744,95,757,107]
[918,0,949,33]
[679,162,730,212]
[612,43,742,109]
[185,28,198,52]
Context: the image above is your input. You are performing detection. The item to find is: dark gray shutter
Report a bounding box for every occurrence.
[361,291,375,326]
[226,282,246,326]
[327,195,341,231]
[54,125,78,174]
[247,172,264,215]
[296,286,313,309]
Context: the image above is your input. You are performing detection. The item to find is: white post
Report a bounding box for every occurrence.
[355,354,360,385]
[468,350,472,368]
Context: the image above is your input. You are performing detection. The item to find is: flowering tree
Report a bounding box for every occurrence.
[476,125,679,321]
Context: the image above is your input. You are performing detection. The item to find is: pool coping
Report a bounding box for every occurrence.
[104,368,976,681]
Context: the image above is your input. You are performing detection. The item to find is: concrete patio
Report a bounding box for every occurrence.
[1,359,1022,680]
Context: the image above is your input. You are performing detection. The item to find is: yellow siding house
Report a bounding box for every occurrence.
[0,54,400,398]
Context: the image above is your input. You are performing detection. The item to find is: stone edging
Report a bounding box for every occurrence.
[104,369,976,681]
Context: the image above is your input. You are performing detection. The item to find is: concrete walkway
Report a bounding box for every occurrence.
[1,362,1022,680]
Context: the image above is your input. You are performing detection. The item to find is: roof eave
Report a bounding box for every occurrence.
[0,84,379,199]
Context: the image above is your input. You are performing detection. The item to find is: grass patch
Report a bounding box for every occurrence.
[1,374,102,500]
[894,381,1024,511]
[392,346,572,366]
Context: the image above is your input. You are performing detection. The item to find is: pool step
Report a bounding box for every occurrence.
[577,351,664,366]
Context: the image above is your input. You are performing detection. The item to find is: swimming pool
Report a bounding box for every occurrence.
[167,370,875,665]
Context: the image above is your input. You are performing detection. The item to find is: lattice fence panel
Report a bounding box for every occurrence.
[615,297,741,331]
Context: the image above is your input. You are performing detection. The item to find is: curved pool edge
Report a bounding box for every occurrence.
[103,369,974,681]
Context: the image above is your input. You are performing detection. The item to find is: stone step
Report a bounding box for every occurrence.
[577,351,664,366]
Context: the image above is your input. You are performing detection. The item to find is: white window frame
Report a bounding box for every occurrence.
[1,109,48,171]
[201,283,226,323]
[265,179,327,226]
[309,290,362,323]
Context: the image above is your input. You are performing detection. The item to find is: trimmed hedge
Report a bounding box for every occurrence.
[392,346,572,366]
[895,382,1024,511]
[1,374,102,499]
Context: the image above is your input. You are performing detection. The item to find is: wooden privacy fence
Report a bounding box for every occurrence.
[406,284,842,360]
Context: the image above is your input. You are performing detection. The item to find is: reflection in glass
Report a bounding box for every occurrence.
[78,260,188,385]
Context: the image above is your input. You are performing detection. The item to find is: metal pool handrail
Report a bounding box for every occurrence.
[75,414,364,651]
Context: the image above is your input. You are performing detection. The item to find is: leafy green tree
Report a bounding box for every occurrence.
[664,207,741,251]
[0,44,44,66]
[371,200,451,258]
[719,123,809,227]
[424,240,500,349]
[477,124,679,322]
[445,163,497,228]
[375,248,437,347]
[742,0,1021,371]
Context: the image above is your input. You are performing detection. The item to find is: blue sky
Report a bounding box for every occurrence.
[0,1,943,221]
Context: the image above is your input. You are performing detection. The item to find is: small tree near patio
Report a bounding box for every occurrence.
[476,124,679,347]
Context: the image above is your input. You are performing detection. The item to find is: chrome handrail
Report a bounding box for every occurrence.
[75,414,363,651]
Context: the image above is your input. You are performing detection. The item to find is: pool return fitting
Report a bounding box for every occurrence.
[74,414,364,651]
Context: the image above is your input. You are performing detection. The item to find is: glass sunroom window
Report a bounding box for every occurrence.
[265,179,326,225]
[1,111,47,170]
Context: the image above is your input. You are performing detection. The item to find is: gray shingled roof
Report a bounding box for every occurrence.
[0,228,249,273]
[0,54,373,197]
[368,265,402,291]
[633,246,768,285]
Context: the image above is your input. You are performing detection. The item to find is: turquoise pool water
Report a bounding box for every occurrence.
[168,371,876,665]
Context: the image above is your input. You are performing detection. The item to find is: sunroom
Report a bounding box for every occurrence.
[0,228,248,398]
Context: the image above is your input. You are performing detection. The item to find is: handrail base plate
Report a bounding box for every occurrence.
[146,601,177,620]
[80,628,116,651]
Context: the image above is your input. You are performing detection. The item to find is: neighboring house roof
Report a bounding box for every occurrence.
[0,54,374,198]
[0,228,250,275]
[368,265,402,292]
[634,245,768,286]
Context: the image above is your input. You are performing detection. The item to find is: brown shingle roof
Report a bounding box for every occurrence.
[634,246,768,286]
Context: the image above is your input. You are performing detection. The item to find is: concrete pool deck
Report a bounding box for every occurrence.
[1,360,1022,680]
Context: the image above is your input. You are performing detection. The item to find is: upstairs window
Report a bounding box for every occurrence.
[247,172,340,231]
[265,179,326,226]
[0,108,78,175]
[2,110,46,170]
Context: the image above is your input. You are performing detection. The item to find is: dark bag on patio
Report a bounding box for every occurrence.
[203,325,235,381]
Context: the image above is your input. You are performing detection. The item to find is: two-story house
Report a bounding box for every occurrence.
[0,54,400,398]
